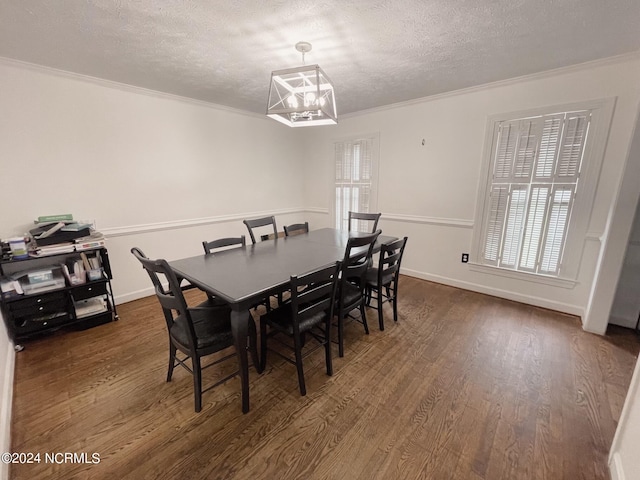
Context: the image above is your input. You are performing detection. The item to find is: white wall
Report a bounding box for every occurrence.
[301,55,640,327]
[0,59,308,302]
[610,198,640,328]
[0,314,14,480]
[610,353,640,480]
[584,103,640,333]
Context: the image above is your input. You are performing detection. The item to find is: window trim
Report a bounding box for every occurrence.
[471,98,616,283]
[331,132,380,230]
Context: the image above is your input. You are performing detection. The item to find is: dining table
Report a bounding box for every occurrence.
[169,227,397,413]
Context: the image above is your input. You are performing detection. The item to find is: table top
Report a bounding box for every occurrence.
[170,228,396,311]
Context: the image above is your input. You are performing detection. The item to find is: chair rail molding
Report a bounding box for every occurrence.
[382,213,473,228]
[101,207,309,237]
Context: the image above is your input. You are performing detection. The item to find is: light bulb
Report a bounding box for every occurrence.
[287,95,298,108]
[304,93,316,107]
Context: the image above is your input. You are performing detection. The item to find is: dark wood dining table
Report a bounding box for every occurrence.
[169,227,397,413]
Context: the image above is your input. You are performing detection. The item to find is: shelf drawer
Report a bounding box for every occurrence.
[13,311,73,334]
[9,292,68,319]
[72,281,108,301]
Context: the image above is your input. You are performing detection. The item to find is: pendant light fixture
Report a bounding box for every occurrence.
[266,42,337,127]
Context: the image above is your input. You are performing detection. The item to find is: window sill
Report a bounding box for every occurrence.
[468,263,578,289]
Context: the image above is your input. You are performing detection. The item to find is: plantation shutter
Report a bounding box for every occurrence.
[481,110,591,276]
[335,137,375,230]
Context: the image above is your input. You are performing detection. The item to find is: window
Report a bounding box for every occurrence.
[334,134,379,230]
[472,99,614,281]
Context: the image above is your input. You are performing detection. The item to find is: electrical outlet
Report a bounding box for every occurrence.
[461,253,469,263]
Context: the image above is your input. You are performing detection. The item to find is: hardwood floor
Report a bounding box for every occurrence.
[9,276,639,479]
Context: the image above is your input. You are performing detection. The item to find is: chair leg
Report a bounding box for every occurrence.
[248,319,262,374]
[193,355,202,412]
[324,320,333,376]
[392,287,399,323]
[360,302,369,335]
[167,342,177,382]
[260,318,268,371]
[293,334,306,396]
[338,315,345,358]
[377,287,385,331]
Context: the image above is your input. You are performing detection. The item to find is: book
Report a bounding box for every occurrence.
[30,225,91,246]
[30,243,76,257]
[35,221,66,239]
[33,220,75,228]
[73,232,104,243]
[35,214,73,223]
[61,222,93,232]
[74,232,106,251]
[75,239,106,251]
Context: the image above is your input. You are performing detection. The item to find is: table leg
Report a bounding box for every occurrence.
[230,309,251,413]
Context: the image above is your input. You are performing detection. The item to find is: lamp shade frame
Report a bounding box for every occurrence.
[266,64,337,127]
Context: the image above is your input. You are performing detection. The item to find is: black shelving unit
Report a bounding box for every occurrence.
[0,247,118,347]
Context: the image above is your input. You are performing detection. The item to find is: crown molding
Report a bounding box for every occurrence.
[342,51,640,120]
[3,50,638,121]
[0,56,266,120]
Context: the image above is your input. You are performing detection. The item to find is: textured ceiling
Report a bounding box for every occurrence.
[1,0,639,116]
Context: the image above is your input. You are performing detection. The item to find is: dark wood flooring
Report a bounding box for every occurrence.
[9,276,640,479]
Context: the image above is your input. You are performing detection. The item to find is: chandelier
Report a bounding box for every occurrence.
[266,42,337,127]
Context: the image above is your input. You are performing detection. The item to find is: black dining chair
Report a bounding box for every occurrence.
[202,235,246,254]
[365,237,408,330]
[260,262,340,396]
[334,230,381,357]
[283,222,309,237]
[131,247,260,412]
[199,236,247,305]
[243,216,278,244]
[348,211,381,233]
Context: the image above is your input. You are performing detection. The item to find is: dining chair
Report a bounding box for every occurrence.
[243,216,278,244]
[202,235,246,254]
[260,262,340,396]
[199,235,247,305]
[365,236,408,330]
[283,222,309,237]
[334,229,382,357]
[348,211,382,233]
[131,247,260,412]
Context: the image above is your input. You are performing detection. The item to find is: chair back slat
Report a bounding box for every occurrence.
[243,216,278,244]
[289,263,340,332]
[284,222,309,237]
[377,237,408,283]
[131,247,197,346]
[342,230,382,283]
[348,211,382,233]
[202,236,246,254]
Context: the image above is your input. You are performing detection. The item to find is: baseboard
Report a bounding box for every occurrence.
[609,452,626,480]
[608,314,638,329]
[114,286,156,305]
[0,341,15,480]
[401,268,584,318]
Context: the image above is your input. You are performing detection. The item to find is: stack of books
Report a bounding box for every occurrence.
[30,243,76,257]
[28,214,105,256]
[74,232,106,251]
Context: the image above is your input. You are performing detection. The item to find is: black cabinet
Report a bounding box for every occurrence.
[0,247,118,344]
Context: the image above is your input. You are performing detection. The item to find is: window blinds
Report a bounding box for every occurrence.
[335,138,374,230]
[481,110,591,276]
